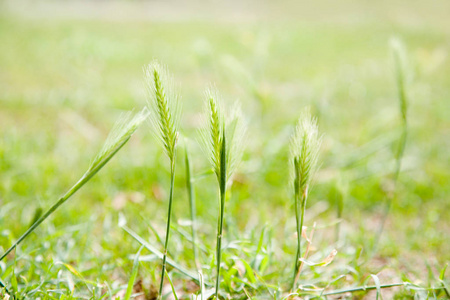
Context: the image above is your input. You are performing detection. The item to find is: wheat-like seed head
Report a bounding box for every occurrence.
[145,61,181,163]
[88,108,149,174]
[290,108,322,195]
[199,88,246,183]
[200,89,223,179]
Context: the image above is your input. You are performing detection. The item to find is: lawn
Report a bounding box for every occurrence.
[1,1,449,299]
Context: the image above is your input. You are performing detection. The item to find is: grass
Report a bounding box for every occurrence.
[200,89,246,298]
[290,109,322,291]
[145,61,181,299]
[1,3,450,299]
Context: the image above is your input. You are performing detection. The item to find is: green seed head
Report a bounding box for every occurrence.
[200,88,246,183]
[88,108,149,174]
[145,61,181,163]
[290,108,322,196]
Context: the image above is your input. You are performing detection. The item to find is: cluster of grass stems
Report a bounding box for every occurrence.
[2,41,448,299]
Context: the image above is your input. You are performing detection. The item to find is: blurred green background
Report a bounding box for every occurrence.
[0,0,449,298]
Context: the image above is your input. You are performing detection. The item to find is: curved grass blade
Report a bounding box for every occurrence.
[370,274,382,300]
[120,224,204,285]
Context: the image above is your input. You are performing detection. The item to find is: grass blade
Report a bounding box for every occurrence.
[185,142,200,272]
[165,270,179,300]
[370,274,382,300]
[322,282,405,296]
[125,246,144,300]
[120,224,203,285]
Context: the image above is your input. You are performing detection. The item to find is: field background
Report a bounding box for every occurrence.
[1,0,449,298]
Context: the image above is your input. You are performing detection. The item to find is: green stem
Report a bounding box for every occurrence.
[322,282,404,296]
[0,137,130,265]
[292,193,306,290]
[0,277,10,294]
[292,194,300,288]
[375,124,407,253]
[185,146,199,271]
[291,157,302,290]
[159,161,176,299]
[375,43,408,248]
[215,131,227,299]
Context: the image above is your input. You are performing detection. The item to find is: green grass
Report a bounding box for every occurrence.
[1,3,450,299]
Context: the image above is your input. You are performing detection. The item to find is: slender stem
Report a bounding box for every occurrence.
[185,146,199,271]
[292,193,306,290]
[294,223,315,286]
[374,125,407,254]
[159,160,176,299]
[0,277,10,293]
[291,157,301,291]
[292,192,301,288]
[322,283,404,296]
[215,132,227,299]
[0,137,130,265]
[375,44,408,248]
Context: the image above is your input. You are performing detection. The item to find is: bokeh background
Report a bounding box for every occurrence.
[1,0,449,298]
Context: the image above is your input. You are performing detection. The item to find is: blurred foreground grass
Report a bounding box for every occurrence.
[0,2,450,298]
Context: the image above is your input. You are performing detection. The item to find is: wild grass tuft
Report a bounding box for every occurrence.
[289,108,322,290]
[145,60,181,299]
[199,88,246,299]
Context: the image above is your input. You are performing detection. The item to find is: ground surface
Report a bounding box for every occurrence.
[1,1,449,299]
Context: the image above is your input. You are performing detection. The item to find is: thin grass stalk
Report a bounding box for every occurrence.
[185,145,200,271]
[0,109,147,291]
[292,187,307,289]
[0,278,8,293]
[386,38,408,212]
[375,40,409,248]
[321,282,405,296]
[215,131,227,299]
[295,222,316,282]
[159,160,176,299]
[292,157,302,289]
[0,135,130,263]
[335,193,344,242]
[145,62,180,298]
[165,269,179,300]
